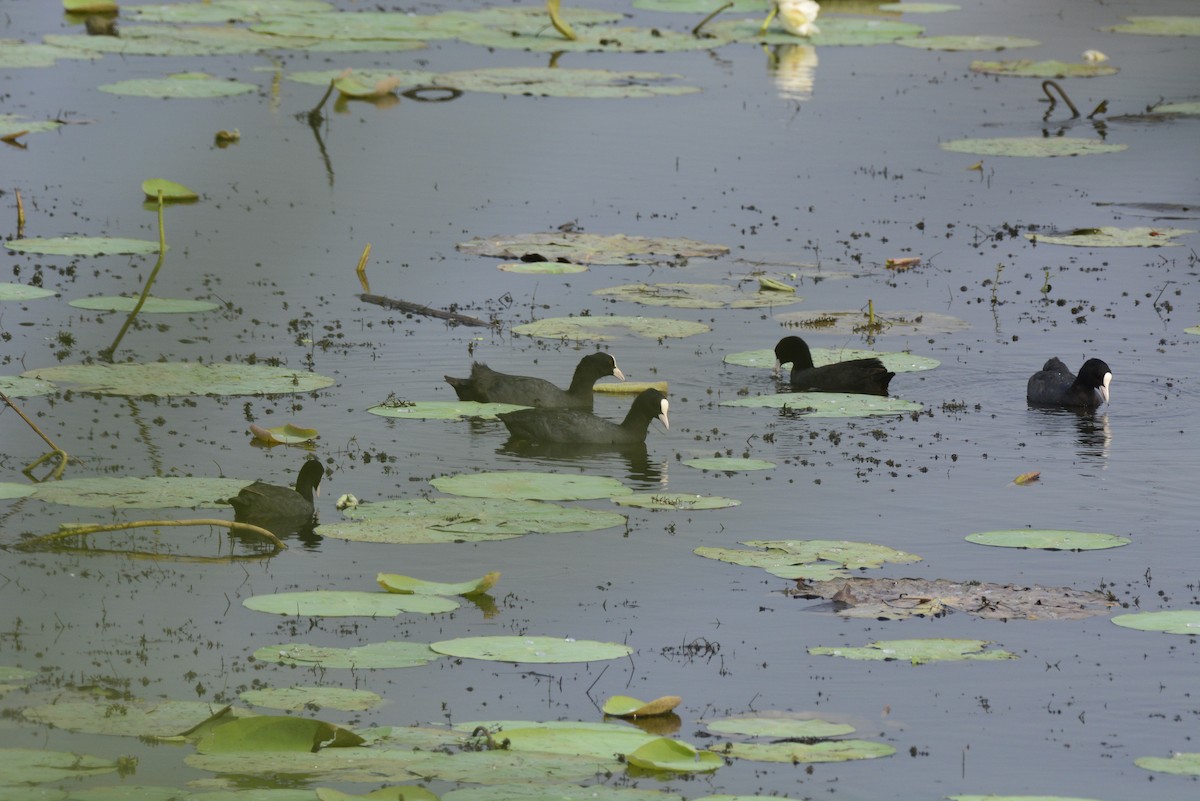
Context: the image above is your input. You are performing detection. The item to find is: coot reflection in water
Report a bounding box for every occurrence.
[499,439,665,485]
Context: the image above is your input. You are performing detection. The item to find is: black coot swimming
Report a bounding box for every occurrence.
[1027,357,1111,408]
[773,336,894,396]
[498,388,669,445]
[445,352,624,410]
[221,459,324,525]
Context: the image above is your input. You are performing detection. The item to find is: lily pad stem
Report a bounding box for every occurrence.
[547,0,578,41]
[2,391,70,480]
[1041,80,1079,119]
[103,191,167,361]
[693,2,733,37]
[305,78,337,126]
[759,5,779,36]
[20,518,286,551]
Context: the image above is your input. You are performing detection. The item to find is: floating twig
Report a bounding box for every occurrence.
[1041,80,1079,119]
[693,2,733,37]
[2,391,70,480]
[359,293,494,327]
[15,188,25,237]
[102,191,167,360]
[19,518,286,551]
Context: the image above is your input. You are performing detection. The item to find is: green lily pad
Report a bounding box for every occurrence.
[1024,226,1194,247]
[240,686,383,712]
[458,232,729,266]
[970,59,1119,78]
[1134,751,1200,776]
[98,73,258,98]
[320,787,438,801]
[141,178,199,200]
[254,641,440,669]
[632,0,763,12]
[718,740,895,763]
[720,392,922,417]
[514,315,711,341]
[243,591,459,617]
[249,423,319,445]
[0,666,36,683]
[30,476,252,509]
[0,283,54,302]
[196,716,364,754]
[683,457,775,472]
[773,308,968,335]
[613,493,741,510]
[0,482,36,500]
[64,0,118,11]
[377,571,500,596]
[896,34,1039,51]
[940,137,1128,157]
[497,725,658,758]
[68,296,218,313]
[126,0,335,23]
[709,17,924,46]
[0,375,55,399]
[23,698,234,737]
[1186,325,1200,336]
[401,749,611,785]
[288,68,437,88]
[431,635,632,664]
[601,695,682,717]
[809,638,1018,664]
[22,362,336,396]
[46,25,365,57]
[1151,101,1200,115]
[965,529,1131,550]
[437,67,701,98]
[367,400,530,420]
[724,346,941,372]
[625,738,723,772]
[594,282,802,309]
[1111,610,1200,635]
[6,236,163,256]
[708,714,855,739]
[497,261,589,274]
[0,748,118,784]
[431,471,631,501]
[326,497,625,543]
[1102,16,1200,36]
[0,43,90,69]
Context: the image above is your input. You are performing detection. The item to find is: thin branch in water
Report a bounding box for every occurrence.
[359,293,494,327]
[1041,80,1080,119]
[1,391,70,480]
[102,191,167,360]
[693,2,733,37]
[19,518,287,552]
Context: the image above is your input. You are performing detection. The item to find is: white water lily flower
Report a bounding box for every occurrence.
[336,493,359,511]
[775,0,821,37]
[1082,49,1109,62]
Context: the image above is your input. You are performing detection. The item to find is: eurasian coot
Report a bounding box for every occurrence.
[498,388,669,445]
[222,459,324,523]
[773,336,894,396]
[445,352,624,410]
[1027,357,1111,408]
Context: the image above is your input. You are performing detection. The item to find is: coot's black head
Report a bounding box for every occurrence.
[773,336,813,374]
[297,459,325,500]
[630,388,670,431]
[1078,358,1113,406]
[582,352,625,382]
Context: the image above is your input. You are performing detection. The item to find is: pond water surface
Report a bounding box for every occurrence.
[2,0,1199,799]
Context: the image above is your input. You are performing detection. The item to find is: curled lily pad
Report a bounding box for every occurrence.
[196,716,364,754]
[367,400,529,420]
[594,380,669,395]
[288,68,436,88]
[497,725,657,759]
[377,571,500,596]
[1111,610,1200,635]
[774,309,968,335]
[625,738,722,772]
[1102,16,1200,36]
[1024,226,1193,247]
[720,392,922,417]
[1134,751,1200,776]
[6,236,163,256]
[602,695,682,718]
[99,73,258,98]
[458,232,729,266]
[970,59,1119,78]
[430,635,632,664]
[683,457,775,472]
[68,296,218,313]
[594,282,802,309]
[243,591,459,617]
[809,638,1018,663]
[253,641,440,669]
[141,178,199,201]
[240,686,383,712]
[896,35,1039,51]
[249,423,320,445]
[431,471,631,501]
[438,67,700,98]
[940,137,1127,157]
[965,529,1130,550]
[724,346,940,372]
[708,714,854,739]
[22,363,336,396]
[717,740,895,763]
[613,493,741,510]
[513,315,711,341]
[0,283,57,301]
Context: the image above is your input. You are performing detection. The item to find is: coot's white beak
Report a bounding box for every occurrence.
[612,365,626,381]
[1097,372,1111,406]
[658,398,670,431]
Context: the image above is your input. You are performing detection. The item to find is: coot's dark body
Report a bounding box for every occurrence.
[498,388,669,445]
[773,336,894,396]
[1027,357,1112,408]
[222,459,324,532]
[445,352,624,410]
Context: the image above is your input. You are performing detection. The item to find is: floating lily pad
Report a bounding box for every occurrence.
[720,392,922,417]
[970,59,1118,78]
[602,695,682,717]
[0,43,90,69]
[6,236,163,256]
[254,641,440,669]
[288,68,437,88]
[244,591,459,617]
[632,0,764,12]
[126,0,335,23]
[1134,751,1200,776]
[809,638,1018,663]
[514,315,710,341]
[249,423,319,445]
[724,346,940,372]
[99,73,258,98]
[0,283,53,303]
[613,492,741,510]
[965,529,1131,550]
[683,457,775,472]
[497,725,658,759]
[22,362,336,396]
[68,296,218,313]
[718,740,895,763]
[1024,226,1193,247]
[594,380,669,395]
[0,666,36,684]
[498,261,588,274]
[430,636,632,664]
[196,716,364,754]
[773,309,968,335]
[400,749,610,785]
[240,686,383,712]
[440,782,673,800]
[141,178,199,201]
[30,476,251,509]
[367,400,530,420]
[625,738,723,772]
[896,34,1039,51]
[697,539,920,581]
[708,714,855,739]
[0,482,36,500]
[1102,16,1200,36]
[880,2,961,11]
[1111,610,1200,635]
[326,497,625,543]
[23,698,233,737]
[459,232,728,266]
[377,571,500,596]
[940,137,1127,157]
[0,748,118,784]
[321,787,438,801]
[46,25,324,56]
[431,471,631,501]
[709,17,924,46]
[1151,101,1200,115]
[0,374,55,400]
[595,282,802,309]
[457,24,736,53]
[1185,325,1200,335]
[438,67,700,98]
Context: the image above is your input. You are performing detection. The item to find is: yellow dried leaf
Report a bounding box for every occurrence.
[1013,471,1041,485]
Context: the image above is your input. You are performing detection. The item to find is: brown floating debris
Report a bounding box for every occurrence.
[359,293,493,327]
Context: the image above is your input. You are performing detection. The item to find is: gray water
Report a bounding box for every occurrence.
[2,0,1199,798]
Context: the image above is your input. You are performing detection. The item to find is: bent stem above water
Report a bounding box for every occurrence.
[102,191,167,361]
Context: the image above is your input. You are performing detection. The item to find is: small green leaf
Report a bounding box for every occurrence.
[1134,751,1200,776]
[1112,610,1200,635]
[601,695,682,717]
[625,738,722,772]
[141,178,199,201]
[0,283,56,301]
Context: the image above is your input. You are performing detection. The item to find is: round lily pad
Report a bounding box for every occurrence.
[98,74,257,98]
[0,376,55,398]
[1151,102,1200,115]
[498,725,658,759]
[30,476,251,509]
[239,686,383,712]
[0,43,88,69]
[23,698,233,737]
[809,638,1018,663]
[1134,751,1200,776]
[633,0,764,12]
[431,471,632,501]
[457,25,736,53]
[965,529,1131,550]
[0,483,36,500]
[287,68,436,88]
[1025,226,1193,247]
[1111,610,1200,635]
[6,236,163,256]
[253,641,440,669]
[594,282,802,309]
[22,362,336,396]
[513,315,710,341]
[720,392,922,417]
[970,59,1119,78]
[896,35,1039,51]
[458,232,729,266]
[724,346,940,373]
[613,493,741,510]
[0,283,56,301]
[367,400,530,420]
[773,309,968,335]
[879,2,960,11]
[243,590,459,617]
[430,636,632,664]
[683,457,775,472]
[1102,16,1200,36]
[940,137,1128,157]
[498,261,588,274]
[1186,325,1200,336]
[718,740,895,763]
[127,0,335,23]
[68,296,218,313]
[708,715,855,739]
[438,67,700,98]
[377,571,500,596]
[0,748,118,784]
